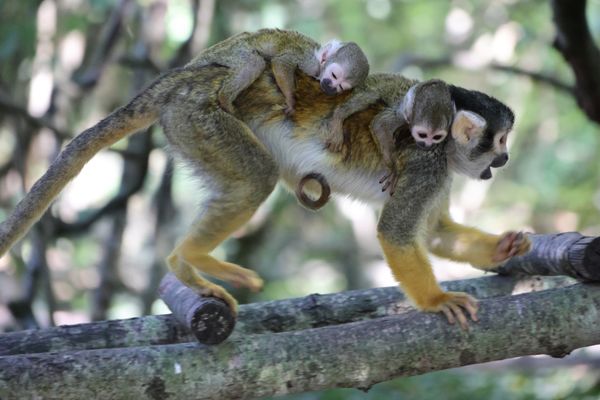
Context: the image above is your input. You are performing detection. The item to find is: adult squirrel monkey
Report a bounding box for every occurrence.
[0,42,529,329]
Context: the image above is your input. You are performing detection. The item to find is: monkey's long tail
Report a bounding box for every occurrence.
[0,80,164,257]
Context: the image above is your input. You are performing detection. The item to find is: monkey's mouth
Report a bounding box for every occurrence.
[320,80,338,96]
[480,167,492,180]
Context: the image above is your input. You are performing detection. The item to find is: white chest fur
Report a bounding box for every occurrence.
[247,118,388,204]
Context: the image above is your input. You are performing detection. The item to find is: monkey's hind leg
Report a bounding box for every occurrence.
[165,111,279,313]
[167,208,265,314]
[217,53,266,113]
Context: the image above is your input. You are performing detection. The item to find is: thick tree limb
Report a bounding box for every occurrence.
[0,274,576,356]
[496,232,600,281]
[551,0,600,124]
[0,284,598,399]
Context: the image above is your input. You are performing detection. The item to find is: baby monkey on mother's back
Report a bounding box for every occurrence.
[189,28,370,115]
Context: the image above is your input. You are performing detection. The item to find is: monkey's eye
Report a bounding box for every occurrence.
[499,135,507,144]
[433,134,444,141]
[418,133,427,139]
[331,72,337,80]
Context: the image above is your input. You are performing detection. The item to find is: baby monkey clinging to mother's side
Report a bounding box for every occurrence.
[189,28,370,115]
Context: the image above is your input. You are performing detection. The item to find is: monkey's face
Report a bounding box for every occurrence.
[411,125,448,149]
[447,85,515,180]
[400,80,453,150]
[447,110,513,180]
[319,62,353,95]
[477,128,510,179]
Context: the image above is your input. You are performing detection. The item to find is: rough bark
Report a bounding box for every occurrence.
[0,275,576,356]
[0,284,598,400]
[496,232,600,281]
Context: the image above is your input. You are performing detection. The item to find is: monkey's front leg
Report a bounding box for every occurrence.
[370,109,403,194]
[326,90,380,154]
[428,207,531,269]
[378,237,478,329]
[271,56,298,115]
[377,180,478,329]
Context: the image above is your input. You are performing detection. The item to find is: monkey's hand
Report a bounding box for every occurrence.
[491,231,531,263]
[325,116,345,153]
[422,291,479,330]
[283,97,296,116]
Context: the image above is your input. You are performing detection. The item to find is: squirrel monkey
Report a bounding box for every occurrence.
[297,78,455,206]
[325,76,452,153]
[236,71,530,328]
[190,28,370,115]
[0,60,529,328]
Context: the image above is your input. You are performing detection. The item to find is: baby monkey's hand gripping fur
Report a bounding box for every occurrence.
[191,28,369,116]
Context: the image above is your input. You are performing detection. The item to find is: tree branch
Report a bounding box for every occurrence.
[393,54,574,94]
[551,0,600,123]
[0,92,71,140]
[0,283,598,399]
[0,274,577,357]
[496,232,600,280]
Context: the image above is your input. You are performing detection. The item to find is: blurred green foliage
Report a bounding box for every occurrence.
[0,0,599,398]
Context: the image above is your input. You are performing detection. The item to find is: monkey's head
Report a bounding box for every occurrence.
[446,85,515,180]
[398,80,454,150]
[315,40,369,96]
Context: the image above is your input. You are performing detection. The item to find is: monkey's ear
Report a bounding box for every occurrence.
[451,110,486,145]
[399,84,417,123]
[316,39,342,64]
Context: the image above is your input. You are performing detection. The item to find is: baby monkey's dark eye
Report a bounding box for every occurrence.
[418,133,427,139]
[331,72,337,79]
[433,134,443,141]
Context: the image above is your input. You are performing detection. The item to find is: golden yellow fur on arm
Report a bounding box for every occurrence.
[427,196,531,268]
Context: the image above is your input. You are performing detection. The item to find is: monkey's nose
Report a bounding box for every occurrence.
[320,79,337,96]
[491,153,509,168]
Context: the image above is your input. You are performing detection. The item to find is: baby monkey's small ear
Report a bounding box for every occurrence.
[451,110,486,145]
[399,84,417,123]
[316,39,342,64]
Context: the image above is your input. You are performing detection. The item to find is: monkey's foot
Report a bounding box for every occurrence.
[198,285,240,316]
[225,268,264,292]
[492,231,531,263]
[379,169,399,195]
[424,291,479,330]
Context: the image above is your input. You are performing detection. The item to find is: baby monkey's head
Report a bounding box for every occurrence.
[315,40,369,95]
[398,79,454,149]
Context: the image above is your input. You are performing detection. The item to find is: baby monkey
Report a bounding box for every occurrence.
[373,79,455,194]
[190,28,370,115]
[296,79,456,209]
